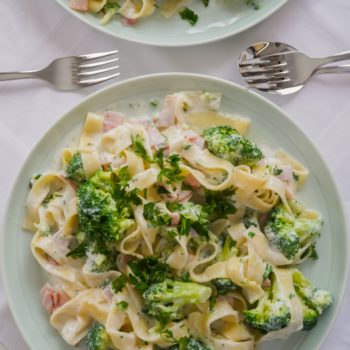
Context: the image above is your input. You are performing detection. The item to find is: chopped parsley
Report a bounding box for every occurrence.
[248,231,256,239]
[112,274,127,293]
[132,134,153,162]
[128,256,172,292]
[158,154,184,184]
[149,98,159,107]
[263,263,272,280]
[66,242,87,258]
[116,301,128,311]
[143,202,171,227]
[273,167,283,176]
[179,7,198,26]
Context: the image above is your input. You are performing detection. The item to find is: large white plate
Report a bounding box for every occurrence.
[55,0,287,46]
[1,73,348,350]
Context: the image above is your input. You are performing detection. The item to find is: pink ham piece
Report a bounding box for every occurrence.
[185,130,205,148]
[69,0,88,11]
[121,17,137,26]
[156,95,178,128]
[103,111,125,132]
[170,212,180,226]
[184,174,201,189]
[147,126,166,150]
[40,284,70,313]
[177,190,192,202]
[262,278,271,289]
[277,165,294,182]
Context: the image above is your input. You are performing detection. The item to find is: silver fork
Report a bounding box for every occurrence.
[239,42,350,94]
[0,50,120,91]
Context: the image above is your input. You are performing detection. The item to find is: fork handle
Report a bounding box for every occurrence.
[318,51,350,66]
[0,70,39,81]
[315,65,350,75]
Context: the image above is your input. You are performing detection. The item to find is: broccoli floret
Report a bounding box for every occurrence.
[211,278,237,296]
[169,336,211,350]
[86,322,112,350]
[89,170,116,194]
[243,272,291,332]
[264,202,323,260]
[203,125,263,166]
[168,202,209,237]
[66,152,86,183]
[292,269,333,330]
[143,280,211,325]
[76,171,134,254]
[302,304,318,330]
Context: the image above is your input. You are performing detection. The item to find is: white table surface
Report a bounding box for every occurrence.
[1,0,350,349]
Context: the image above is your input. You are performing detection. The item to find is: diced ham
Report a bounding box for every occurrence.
[40,284,70,313]
[184,174,201,189]
[177,190,192,203]
[121,16,137,26]
[103,284,115,302]
[147,126,166,150]
[170,212,180,226]
[69,0,88,11]
[156,95,177,128]
[262,278,271,289]
[184,130,205,148]
[103,111,125,132]
[277,165,294,182]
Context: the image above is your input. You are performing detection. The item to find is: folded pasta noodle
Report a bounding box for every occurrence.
[24,91,332,349]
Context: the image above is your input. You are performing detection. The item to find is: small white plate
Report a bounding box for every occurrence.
[55,0,287,46]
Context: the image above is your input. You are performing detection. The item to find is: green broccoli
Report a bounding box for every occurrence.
[168,336,211,350]
[66,152,86,183]
[86,322,112,350]
[243,271,291,332]
[74,170,135,257]
[302,304,319,331]
[292,269,333,330]
[211,278,237,296]
[203,125,263,166]
[143,280,211,325]
[264,202,323,260]
[78,176,133,246]
[168,202,209,237]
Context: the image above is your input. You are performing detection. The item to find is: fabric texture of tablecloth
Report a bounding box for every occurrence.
[0,0,350,349]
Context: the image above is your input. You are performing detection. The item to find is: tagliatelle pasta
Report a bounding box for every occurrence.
[24,91,332,350]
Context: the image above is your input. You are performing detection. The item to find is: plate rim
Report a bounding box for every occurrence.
[54,0,288,47]
[1,72,349,350]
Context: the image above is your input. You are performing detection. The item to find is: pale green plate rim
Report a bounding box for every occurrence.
[55,0,288,47]
[1,73,349,350]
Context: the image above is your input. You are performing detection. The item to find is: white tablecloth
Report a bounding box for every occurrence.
[1,0,350,349]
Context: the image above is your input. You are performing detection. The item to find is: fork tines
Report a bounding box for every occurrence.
[77,50,120,86]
